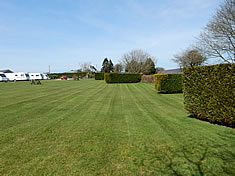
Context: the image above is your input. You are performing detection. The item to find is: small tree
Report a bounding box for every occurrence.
[143,58,156,74]
[101,58,114,73]
[114,64,123,72]
[101,58,109,72]
[109,59,114,72]
[172,49,207,68]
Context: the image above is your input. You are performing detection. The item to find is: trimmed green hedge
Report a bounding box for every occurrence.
[95,73,104,80]
[154,73,183,93]
[104,73,142,83]
[48,72,92,79]
[183,63,235,127]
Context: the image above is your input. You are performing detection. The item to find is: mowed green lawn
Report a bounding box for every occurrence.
[0,79,234,175]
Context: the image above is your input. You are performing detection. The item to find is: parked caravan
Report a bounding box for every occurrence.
[0,72,9,82]
[41,74,50,80]
[28,73,43,80]
[5,72,30,81]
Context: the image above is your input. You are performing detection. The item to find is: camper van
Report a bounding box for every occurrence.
[41,73,50,80]
[5,72,30,81]
[0,72,8,82]
[28,73,43,80]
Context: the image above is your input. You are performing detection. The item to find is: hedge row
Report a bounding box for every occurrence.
[154,73,183,93]
[104,73,142,83]
[48,72,92,79]
[95,73,104,80]
[183,63,235,127]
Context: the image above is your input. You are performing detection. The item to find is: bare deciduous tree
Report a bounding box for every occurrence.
[121,49,157,73]
[79,62,91,72]
[172,48,207,68]
[196,0,235,63]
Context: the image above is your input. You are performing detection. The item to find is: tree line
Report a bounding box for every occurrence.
[100,49,157,74]
[77,0,234,73]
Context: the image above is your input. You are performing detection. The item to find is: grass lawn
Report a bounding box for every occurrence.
[0,79,234,175]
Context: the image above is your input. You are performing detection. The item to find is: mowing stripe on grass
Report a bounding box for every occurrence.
[0,80,234,175]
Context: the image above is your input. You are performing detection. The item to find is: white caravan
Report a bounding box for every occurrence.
[0,72,9,82]
[41,73,50,80]
[5,72,30,81]
[28,73,43,80]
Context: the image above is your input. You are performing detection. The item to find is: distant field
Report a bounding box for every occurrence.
[0,79,234,175]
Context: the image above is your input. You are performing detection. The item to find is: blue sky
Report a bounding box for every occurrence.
[0,0,223,73]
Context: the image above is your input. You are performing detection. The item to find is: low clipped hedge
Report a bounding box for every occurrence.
[183,63,235,127]
[48,72,89,79]
[104,73,142,83]
[154,73,183,93]
[95,73,104,80]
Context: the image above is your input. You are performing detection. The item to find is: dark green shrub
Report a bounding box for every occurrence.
[48,72,90,79]
[104,73,142,83]
[95,73,104,80]
[154,73,183,93]
[183,63,235,127]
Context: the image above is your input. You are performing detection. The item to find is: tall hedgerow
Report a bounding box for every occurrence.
[154,74,183,93]
[95,73,104,80]
[104,73,142,83]
[183,63,235,127]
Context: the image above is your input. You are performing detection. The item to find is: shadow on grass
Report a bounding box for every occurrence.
[187,114,234,129]
[131,140,235,175]
[157,92,183,94]
[175,144,233,175]
[159,146,210,176]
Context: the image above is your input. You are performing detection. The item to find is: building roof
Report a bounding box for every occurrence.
[0,69,14,73]
[158,68,182,74]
